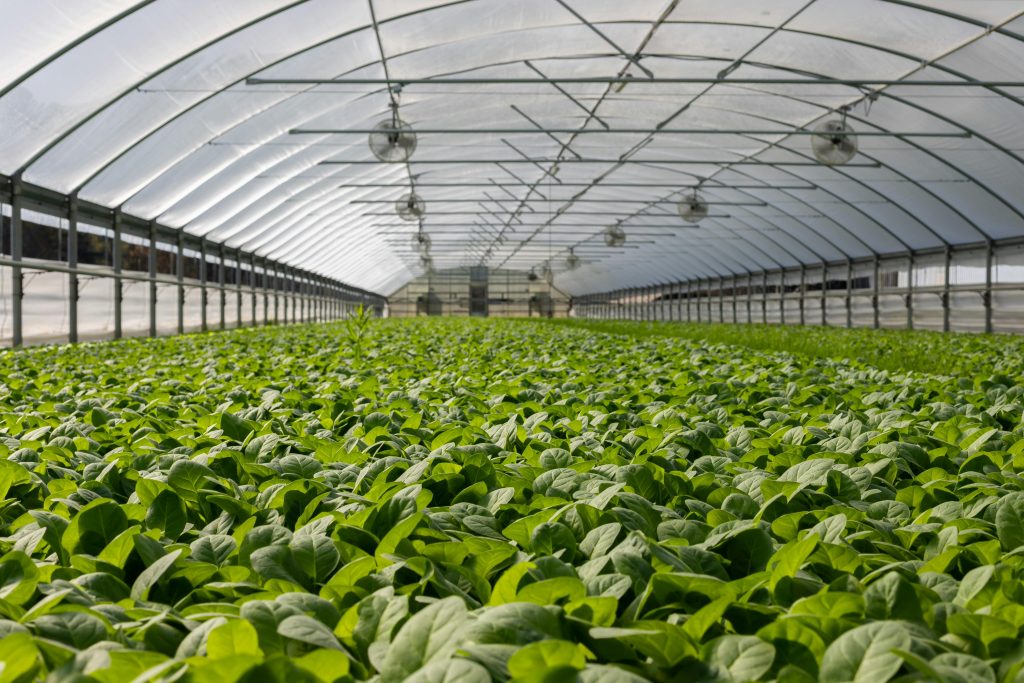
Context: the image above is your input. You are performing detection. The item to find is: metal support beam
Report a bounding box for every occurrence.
[822,264,828,326]
[906,253,914,330]
[68,195,79,344]
[148,221,158,337]
[295,126,968,138]
[200,237,208,333]
[747,273,753,324]
[218,244,226,330]
[686,280,691,322]
[846,260,853,329]
[235,249,243,327]
[251,76,1024,87]
[985,240,994,334]
[718,276,724,323]
[112,210,123,340]
[10,178,23,347]
[262,257,270,325]
[273,263,280,323]
[779,272,786,326]
[873,256,881,330]
[250,253,257,327]
[762,271,768,324]
[732,276,738,323]
[943,247,951,333]
[799,266,806,326]
[176,230,184,335]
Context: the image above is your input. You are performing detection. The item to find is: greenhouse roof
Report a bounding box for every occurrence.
[3,0,1024,295]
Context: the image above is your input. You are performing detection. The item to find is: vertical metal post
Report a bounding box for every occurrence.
[112,211,123,340]
[176,231,184,335]
[199,238,208,332]
[873,256,881,330]
[822,264,828,326]
[718,276,724,323]
[984,240,994,334]
[845,259,853,329]
[290,269,297,323]
[686,280,692,322]
[746,272,753,324]
[762,271,768,324]
[906,253,914,330]
[68,194,79,344]
[273,263,280,323]
[282,268,288,323]
[696,280,703,323]
[235,249,243,327]
[148,222,158,337]
[218,244,226,330]
[799,266,806,326]
[732,276,738,323]
[249,253,257,327]
[262,258,270,325]
[10,178,23,347]
[942,247,951,333]
[779,270,786,326]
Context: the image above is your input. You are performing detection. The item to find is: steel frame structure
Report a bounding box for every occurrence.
[1,174,385,346]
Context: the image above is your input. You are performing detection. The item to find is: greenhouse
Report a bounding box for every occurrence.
[2,2,1024,682]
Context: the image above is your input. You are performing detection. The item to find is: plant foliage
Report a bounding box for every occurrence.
[0,319,1022,682]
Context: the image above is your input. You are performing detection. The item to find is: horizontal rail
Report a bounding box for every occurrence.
[293,127,968,137]
[248,76,1024,87]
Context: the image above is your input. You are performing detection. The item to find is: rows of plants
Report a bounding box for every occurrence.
[544,318,1024,379]
[0,318,1022,682]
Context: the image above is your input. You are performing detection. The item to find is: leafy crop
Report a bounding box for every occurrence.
[544,318,1024,379]
[0,319,1022,682]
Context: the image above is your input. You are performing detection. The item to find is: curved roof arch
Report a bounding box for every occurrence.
[3,0,1024,295]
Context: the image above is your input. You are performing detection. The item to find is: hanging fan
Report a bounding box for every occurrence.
[604,224,626,247]
[527,267,539,282]
[811,118,858,166]
[678,193,709,223]
[411,231,431,253]
[565,248,580,271]
[368,106,417,163]
[396,192,425,221]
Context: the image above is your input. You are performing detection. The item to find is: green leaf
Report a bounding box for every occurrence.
[167,459,217,502]
[207,619,263,658]
[146,489,188,540]
[131,548,182,601]
[508,640,587,678]
[277,614,345,651]
[291,534,341,584]
[379,597,469,682]
[404,659,492,683]
[818,621,911,683]
[222,412,258,442]
[0,551,39,605]
[703,635,776,682]
[0,632,40,683]
[995,492,1024,552]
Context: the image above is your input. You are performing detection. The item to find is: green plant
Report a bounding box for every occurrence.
[0,319,1021,681]
[344,303,374,363]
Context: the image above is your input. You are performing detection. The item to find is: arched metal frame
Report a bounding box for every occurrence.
[2,1,1024,310]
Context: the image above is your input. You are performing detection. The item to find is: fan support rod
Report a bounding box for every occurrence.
[320,159,882,167]
[251,76,1024,87]
[294,127,967,137]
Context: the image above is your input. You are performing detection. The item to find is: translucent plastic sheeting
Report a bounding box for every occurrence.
[4,1,1024,295]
